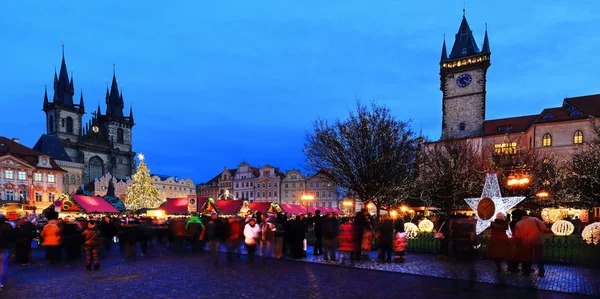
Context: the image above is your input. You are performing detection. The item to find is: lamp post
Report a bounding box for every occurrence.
[301,194,314,214]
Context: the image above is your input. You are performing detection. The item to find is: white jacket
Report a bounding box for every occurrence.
[244,223,260,245]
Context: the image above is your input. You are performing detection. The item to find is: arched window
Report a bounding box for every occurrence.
[88,156,104,182]
[66,117,74,134]
[574,130,583,144]
[542,133,552,147]
[49,115,54,132]
[117,128,124,143]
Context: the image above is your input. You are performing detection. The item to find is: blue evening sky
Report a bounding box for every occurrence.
[1,1,599,184]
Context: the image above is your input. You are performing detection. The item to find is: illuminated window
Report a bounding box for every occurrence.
[574,130,583,144]
[493,142,517,155]
[18,171,27,181]
[48,174,55,183]
[542,133,552,147]
[34,173,42,181]
[5,170,13,179]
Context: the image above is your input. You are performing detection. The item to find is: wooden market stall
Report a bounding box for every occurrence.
[158,198,189,215]
[55,194,119,216]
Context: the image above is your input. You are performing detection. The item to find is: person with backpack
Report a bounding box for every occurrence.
[322,212,339,262]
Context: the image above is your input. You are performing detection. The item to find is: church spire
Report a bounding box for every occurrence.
[43,85,49,111]
[106,63,124,119]
[54,43,75,107]
[79,88,85,113]
[440,34,448,62]
[96,103,101,119]
[449,13,480,59]
[481,23,491,54]
[129,104,134,126]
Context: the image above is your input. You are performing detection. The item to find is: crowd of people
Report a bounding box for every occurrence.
[0,205,551,290]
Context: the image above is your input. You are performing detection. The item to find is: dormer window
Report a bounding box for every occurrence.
[565,106,575,113]
[542,113,555,120]
[570,110,583,117]
[497,125,513,132]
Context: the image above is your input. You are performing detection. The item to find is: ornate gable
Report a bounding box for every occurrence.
[0,155,35,170]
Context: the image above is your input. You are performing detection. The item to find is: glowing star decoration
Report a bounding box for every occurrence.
[418,219,434,232]
[138,153,145,161]
[551,220,575,236]
[404,223,418,239]
[465,173,526,235]
[582,222,600,245]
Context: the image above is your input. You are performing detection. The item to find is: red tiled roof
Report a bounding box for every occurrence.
[70,195,119,213]
[0,136,65,172]
[215,200,244,214]
[564,94,600,117]
[533,107,579,124]
[482,115,538,136]
[159,198,189,214]
[249,202,272,213]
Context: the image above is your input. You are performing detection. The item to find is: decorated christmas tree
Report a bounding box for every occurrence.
[124,153,162,211]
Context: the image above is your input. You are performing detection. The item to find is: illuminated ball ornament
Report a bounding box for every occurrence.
[582,222,600,245]
[404,223,419,239]
[418,219,434,232]
[551,220,575,236]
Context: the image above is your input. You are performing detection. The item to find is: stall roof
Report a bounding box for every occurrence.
[159,198,188,214]
[215,200,244,214]
[196,197,209,209]
[249,202,272,213]
[279,204,308,215]
[70,195,119,213]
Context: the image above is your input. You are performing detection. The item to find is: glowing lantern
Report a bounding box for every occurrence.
[418,219,434,232]
[404,223,418,239]
[390,211,398,218]
[551,220,575,236]
[507,178,519,186]
[582,222,600,245]
[518,177,530,185]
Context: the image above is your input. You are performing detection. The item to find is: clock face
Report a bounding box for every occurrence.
[92,126,99,133]
[41,158,48,165]
[456,74,472,87]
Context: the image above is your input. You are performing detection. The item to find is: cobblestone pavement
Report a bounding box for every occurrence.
[1,248,593,299]
[300,246,600,296]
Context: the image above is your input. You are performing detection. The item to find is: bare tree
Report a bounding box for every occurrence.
[304,102,418,217]
[416,139,485,214]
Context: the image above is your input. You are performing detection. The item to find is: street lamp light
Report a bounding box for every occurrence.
[301,194,314,214]
[342,200,353,215]
[536,190,550,198]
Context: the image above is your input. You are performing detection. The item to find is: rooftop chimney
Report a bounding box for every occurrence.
[12,138,20,143]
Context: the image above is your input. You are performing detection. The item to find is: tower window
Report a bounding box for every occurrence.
[117,128,124,143]
[66,117,73,134]
[459,123,466,131]
[574,130,583,144]
[542,133,552,147]
[461,27,467,34]
[461,48,467,55]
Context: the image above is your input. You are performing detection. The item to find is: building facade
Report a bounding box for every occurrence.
[0,137,66,211]
[35,49,136,186]
[254,165,284,203]
[217,167,236,200]
[232,162,259,201]
[196,176,220,200]
[305,170,339,208]
[151,174,196,200]
[280,169,305,205]
[86,172,132,199]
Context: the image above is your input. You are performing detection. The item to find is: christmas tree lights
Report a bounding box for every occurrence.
[124,153,162,211]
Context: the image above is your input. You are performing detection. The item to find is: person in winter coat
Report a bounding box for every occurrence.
[515,214,548,277]
[41,220,62,264]
[0,214,14,289]
[82,221,102,270]
[62,218,82,261]
[15,218,36,265]
[243,218,260,264]
[337,220,358,266]
[488,213,510,272]
[226,217,244,263]
[100,217,117,253]
[377,215,394,263]
[313,210,323,256]
[260,214,276,261]
[322,212,339,262]
[186,213,204,255]
[206,212,227,265]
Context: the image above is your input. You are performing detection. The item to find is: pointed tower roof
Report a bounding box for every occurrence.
[43,85,49,111]
[481,24,491,54]
[440,35,448,62]
[106,64,125,119]
[79,89,85,113]
[54,44,75,107]
[96,103,101,118]
[449,15,481,59]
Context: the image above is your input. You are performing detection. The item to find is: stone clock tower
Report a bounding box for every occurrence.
[440,13,491,140]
